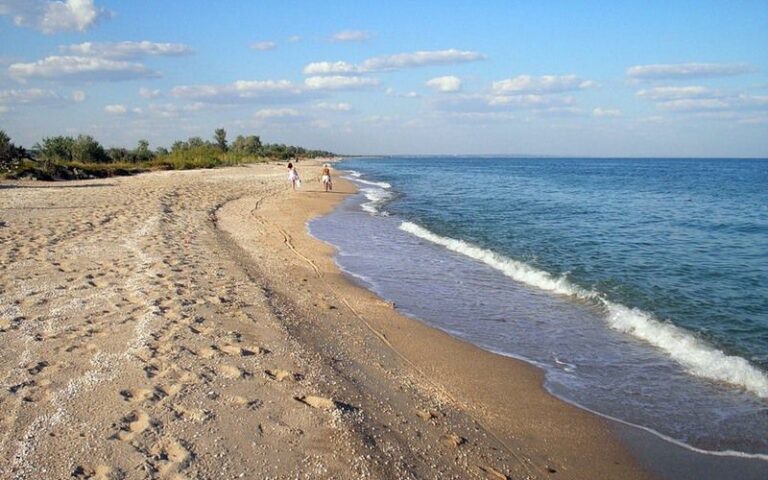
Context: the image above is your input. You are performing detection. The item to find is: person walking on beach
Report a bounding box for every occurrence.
[321,164,332,192]
[287,162,300,190]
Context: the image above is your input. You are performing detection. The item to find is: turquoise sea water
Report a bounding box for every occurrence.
[309,157,768,459]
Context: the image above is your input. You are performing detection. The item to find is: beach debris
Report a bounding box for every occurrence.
[478,465,510,480]
[295,395,336,410]
[415,409,438,421]
[440,432,466,448]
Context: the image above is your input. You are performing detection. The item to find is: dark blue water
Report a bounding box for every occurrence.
[309,157,768,460]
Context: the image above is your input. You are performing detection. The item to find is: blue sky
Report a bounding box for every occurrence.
[1,0,767,156]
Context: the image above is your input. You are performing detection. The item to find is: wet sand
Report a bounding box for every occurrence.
[0,161,651,479]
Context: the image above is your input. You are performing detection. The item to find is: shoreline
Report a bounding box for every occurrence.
[217,160,653,479]
[306,160,768,479]
[5,161,760,478]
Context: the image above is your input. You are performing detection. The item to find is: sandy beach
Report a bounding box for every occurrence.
[0,161,651,479]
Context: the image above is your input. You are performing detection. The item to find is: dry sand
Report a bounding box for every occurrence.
[0,161,652,479]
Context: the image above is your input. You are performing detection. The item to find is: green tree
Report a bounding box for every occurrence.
[107,147,130,163]
[232,135,262,155]
[135,139,153,162]
[155,146,169,156]
[72,135,109,163]
[1,130,27,173]
[37,136,75,169]
[214,128,228,151]
[171,141,187,153]
[187,136,205,149]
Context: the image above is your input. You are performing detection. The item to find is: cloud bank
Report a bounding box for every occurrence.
[304,49,485,75]
[627,63,755,80]
[331,30,374,42]
[8,56,159,81]
[60,41,193,59]
[0,0,110,34]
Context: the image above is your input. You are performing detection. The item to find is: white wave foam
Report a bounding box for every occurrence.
[355,178,392,189]
[399,220,768,399]
[347,170,362,178]
[361,187,393,215]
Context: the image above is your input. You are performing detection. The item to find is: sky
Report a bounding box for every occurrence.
[1,0,767,157]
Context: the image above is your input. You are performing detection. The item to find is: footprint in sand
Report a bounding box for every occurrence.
[264,369,301,382]
[218,364,247,379]
[72,464,113,480]
[148,437,191,478]
[115,410,154,442]
[219,344,251,356]
[171,404,213,423]
[227,395,263,410]
[197,346,219,359]
[26,360,50,375]
[119,388,161,404]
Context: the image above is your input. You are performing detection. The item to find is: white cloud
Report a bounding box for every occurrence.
[0,88,59,105]
[385,88,420,98]
[492,75,596,94]
[303,61,359,75]
[331,30,374,42]
[171,79,302,102]
[314,102,351,111]
[72,89,85,102]
[304,49,485,75]
[304,75,379,90]
[60,41,193,59]
[8,56,159,81]
[251,41,277,51]
[656,97,767,113]
[488,94,574,108]
[593,107,621,117]
[636,84,768,114]
[362,49,484,72]
[254,108,299,119]
[139,87,161,99]
[104,104,127,115]
[287,35,302,43]
[0,0,111,34]
[627,63,755,80]
[636,86,718,100]
[425,75,462,92]
[148,102,205,117]
[431,91,578,116]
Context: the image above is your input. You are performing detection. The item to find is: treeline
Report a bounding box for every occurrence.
[1,128,335,180]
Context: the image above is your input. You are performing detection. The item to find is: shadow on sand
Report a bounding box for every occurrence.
[0,183,117,190]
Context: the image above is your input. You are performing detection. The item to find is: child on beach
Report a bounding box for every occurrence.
[321,164,332,192]
[287,162,300,190]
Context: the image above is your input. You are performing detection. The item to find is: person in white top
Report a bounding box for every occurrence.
[321,164,332,192]
[287,162,300,190]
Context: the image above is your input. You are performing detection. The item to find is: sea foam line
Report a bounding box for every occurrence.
[355,178,392,189]
[399,220,768,399]
[360,187,394,215]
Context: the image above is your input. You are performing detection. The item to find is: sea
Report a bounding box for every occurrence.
[308,157,768,474]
